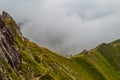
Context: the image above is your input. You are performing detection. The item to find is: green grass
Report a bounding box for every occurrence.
[1,13,120,80]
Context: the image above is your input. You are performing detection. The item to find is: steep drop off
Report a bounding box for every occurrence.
[0,11,120,80]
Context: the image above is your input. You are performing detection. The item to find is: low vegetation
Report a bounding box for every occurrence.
[0,11,120,80]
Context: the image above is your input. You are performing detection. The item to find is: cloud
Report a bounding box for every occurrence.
[0,0,120,55]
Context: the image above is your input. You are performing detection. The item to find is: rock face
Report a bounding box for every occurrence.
[0,11,120,80]
[0,12,22,79]
[0,17,21,70]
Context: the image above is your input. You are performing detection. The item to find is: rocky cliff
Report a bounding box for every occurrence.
[0,11,22,79]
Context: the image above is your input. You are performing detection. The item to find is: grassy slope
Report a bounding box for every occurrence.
[2,14,120,80]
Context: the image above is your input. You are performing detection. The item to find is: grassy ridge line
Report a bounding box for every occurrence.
[1,11,120,80]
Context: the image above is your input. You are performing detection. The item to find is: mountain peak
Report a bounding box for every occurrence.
[1,11,12,20]
[0,11,24,41]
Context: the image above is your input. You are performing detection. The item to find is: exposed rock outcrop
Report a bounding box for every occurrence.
[0,12,22,70]
[1,11,13,20]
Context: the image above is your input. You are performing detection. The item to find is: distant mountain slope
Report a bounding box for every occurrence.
[0,11,120,80]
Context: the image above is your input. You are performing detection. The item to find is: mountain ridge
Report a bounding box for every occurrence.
[0,11,120,80]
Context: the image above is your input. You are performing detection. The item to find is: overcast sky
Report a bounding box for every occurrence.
[0,0,120,56]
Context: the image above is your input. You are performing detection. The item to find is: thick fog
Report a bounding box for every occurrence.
[0,0,120,56]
